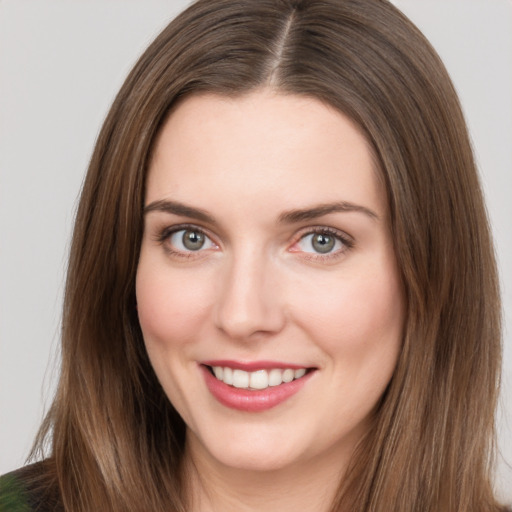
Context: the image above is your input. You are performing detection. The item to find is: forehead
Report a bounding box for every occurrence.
[146,90,385,219]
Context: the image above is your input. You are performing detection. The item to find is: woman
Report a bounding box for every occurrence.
[0,0,507,510]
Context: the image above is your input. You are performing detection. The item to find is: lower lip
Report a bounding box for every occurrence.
[201,366,313,412]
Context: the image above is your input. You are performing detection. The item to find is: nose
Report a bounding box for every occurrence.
[213,251,286,341]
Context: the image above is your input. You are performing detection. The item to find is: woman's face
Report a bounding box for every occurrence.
[136,91,404,474]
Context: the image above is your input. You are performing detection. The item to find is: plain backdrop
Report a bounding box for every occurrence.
[1,0,511,503]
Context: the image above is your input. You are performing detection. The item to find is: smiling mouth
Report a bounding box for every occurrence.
[205,365,311,391]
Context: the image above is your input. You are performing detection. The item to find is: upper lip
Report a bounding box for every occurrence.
[201,360,312,371]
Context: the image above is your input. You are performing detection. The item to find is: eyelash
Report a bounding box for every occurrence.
[154,224,216,260]
[292,226,354,261]
[154,224,354,261]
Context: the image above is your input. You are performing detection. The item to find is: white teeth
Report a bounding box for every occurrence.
[223,367,233,385]
[294,368,306,379]
[232,369,249,388]
[282,369,294,383]
[249,370,268,390]
[210,366,308,390]
[268,368,282,387]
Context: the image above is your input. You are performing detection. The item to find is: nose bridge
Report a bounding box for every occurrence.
[214,244,284,340]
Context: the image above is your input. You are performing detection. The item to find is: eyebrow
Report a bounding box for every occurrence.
[143,199,379,224]
[143,199,215,223]
[278,201,379,223]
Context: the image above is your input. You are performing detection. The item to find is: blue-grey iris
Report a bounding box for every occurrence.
[183,230,205,250]
[312,233,335,253]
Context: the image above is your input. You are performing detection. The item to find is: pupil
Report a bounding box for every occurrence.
[183,230,205,250]
[312,234,334,254]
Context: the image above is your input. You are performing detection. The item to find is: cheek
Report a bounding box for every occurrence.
[292,259,404,361]
[135,262,214,349]
[135,259,217,427]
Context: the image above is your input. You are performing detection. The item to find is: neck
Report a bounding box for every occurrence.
[182,432,354,512]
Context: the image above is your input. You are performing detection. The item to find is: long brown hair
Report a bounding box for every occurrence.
[31,0,504,510]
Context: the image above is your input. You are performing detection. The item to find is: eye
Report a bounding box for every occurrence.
[298,232,341,254]
[168,228,215,252]
[294,229,351,256]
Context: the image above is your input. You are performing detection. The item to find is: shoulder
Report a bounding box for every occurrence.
[0,461,62,512]
[0,465,34,512]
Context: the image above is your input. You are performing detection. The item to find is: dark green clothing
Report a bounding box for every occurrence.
[0,463,60,512]
[0,471,31,512]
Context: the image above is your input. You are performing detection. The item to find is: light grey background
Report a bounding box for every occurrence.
[1,0,511,502]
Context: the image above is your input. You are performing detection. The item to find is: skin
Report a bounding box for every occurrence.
[136,90,405,512]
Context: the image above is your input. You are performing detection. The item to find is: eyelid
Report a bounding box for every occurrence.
[154,223,220,257]
[289,226,354,259]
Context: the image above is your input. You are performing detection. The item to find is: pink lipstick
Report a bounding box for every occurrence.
[200,361,314,412]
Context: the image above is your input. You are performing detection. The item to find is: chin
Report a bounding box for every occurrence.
[188,424,311,473]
